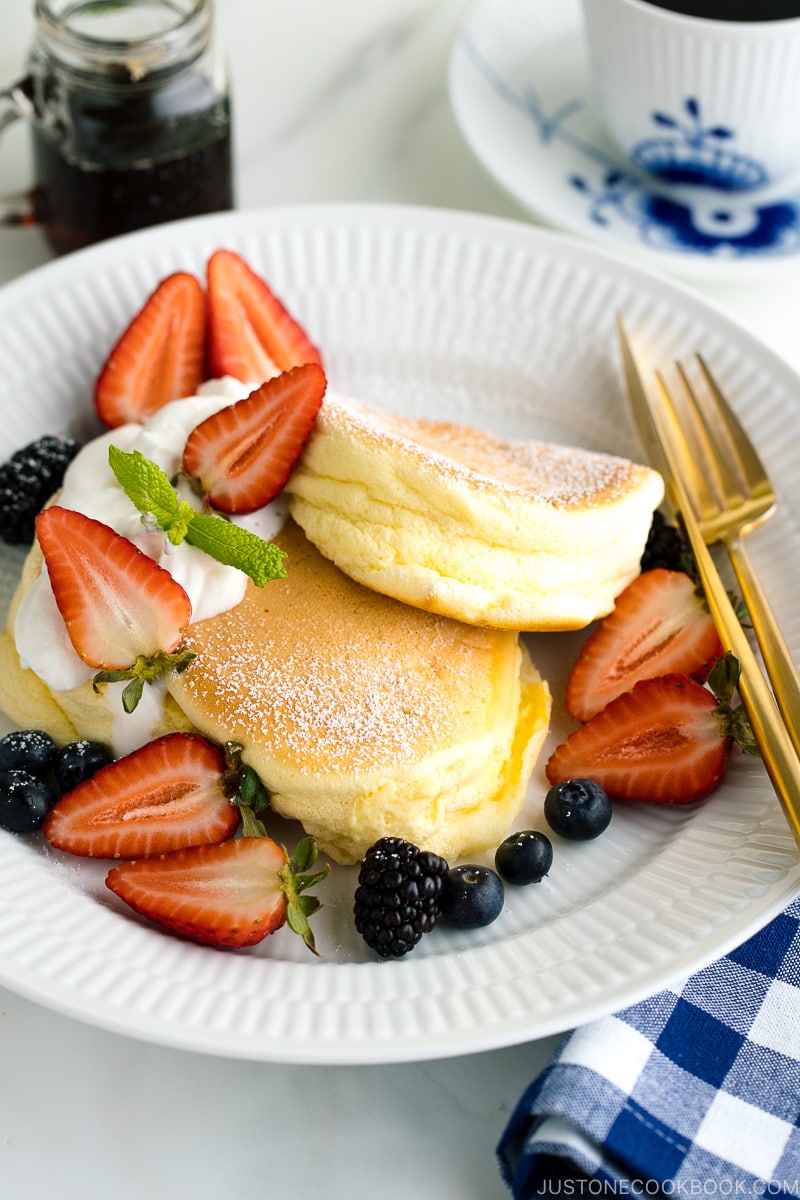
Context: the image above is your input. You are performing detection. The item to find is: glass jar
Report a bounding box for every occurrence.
[0,0,233,254]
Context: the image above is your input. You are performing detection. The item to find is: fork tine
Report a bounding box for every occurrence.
[674,359,746,514]
[671,360,734,516]
[654,367,720,524]
[695,353,774,506]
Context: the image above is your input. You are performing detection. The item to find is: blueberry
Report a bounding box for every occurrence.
[0,729,57,776]
[495,830,553,885]
[54,740,113,792]
[439,864,504,929]
[544,779,612,841]
[0,769,57,833]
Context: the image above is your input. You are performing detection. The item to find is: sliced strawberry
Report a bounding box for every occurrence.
[43,733,239,859]
[547,673,733,804]
[207,248,323,383]
[106,835,330,952]
[94,271,207,429]
[37,506,191,668]
[182,362,326,513]
[36,506,193,710]
[566,569,722,722]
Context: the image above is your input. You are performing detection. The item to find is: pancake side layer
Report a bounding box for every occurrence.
[286,395,664,630]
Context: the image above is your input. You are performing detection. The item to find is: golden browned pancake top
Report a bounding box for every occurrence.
[171,521,520,778]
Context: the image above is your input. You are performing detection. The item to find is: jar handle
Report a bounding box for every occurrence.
[0,76,37,228]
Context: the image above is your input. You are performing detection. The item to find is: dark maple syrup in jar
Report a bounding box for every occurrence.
[24,0,233,254]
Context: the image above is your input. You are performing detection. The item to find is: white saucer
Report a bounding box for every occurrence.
[448,0,800,281]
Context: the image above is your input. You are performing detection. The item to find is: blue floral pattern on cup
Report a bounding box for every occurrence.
[571,167,800,255]
[459,32,800,262]
[631,98,768,192]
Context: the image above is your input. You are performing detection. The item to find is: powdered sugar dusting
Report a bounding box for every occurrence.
[321,395,642,507]
[182,634,464,774]
[175,576,506,777]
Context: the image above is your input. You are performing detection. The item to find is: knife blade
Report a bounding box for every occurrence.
[616,316,800,849]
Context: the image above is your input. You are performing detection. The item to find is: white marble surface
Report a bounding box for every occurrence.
[1,2,799,1197]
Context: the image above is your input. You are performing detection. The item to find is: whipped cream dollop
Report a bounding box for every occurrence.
[14,378,289,750]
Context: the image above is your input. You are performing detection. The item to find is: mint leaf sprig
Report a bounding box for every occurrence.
[108,446,287,588]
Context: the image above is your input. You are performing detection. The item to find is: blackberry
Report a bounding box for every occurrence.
[640,510,693,575]
[354,837,448,958]
[0,435,80,545]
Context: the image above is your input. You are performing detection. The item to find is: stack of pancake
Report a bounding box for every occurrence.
[0,394,663,864]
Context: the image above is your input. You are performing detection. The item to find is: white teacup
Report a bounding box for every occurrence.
[580,0,800,192]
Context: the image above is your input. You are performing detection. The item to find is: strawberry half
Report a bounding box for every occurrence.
[94,271,207,429]
[546,662,755,804]
[43,733,240,859]
[182,362,326,513]
[207,248,323,383]
[566,569,722,722]
[106,835,330,952]
[36,505,193,711]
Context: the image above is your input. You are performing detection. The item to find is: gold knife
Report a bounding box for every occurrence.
[617,317,800,848]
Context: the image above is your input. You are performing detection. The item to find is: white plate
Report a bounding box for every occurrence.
[448,0,800,282]
[1,203,799,1065]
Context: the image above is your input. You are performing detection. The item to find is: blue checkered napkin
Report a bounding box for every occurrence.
[498,898,800,1196]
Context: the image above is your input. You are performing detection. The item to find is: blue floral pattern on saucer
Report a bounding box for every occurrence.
[457,32,800,262]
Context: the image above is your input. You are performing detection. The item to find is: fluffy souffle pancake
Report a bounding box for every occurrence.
[166,521,551,865]
[1,521,550,864]
[285,396,664,630]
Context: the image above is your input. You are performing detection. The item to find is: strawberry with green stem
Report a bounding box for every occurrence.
[36,505,195,713]
[106,834,330,953]
[43,734,271,859]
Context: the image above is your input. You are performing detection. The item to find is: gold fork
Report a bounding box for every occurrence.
[654,357,800,762]
[618,319,800,847]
